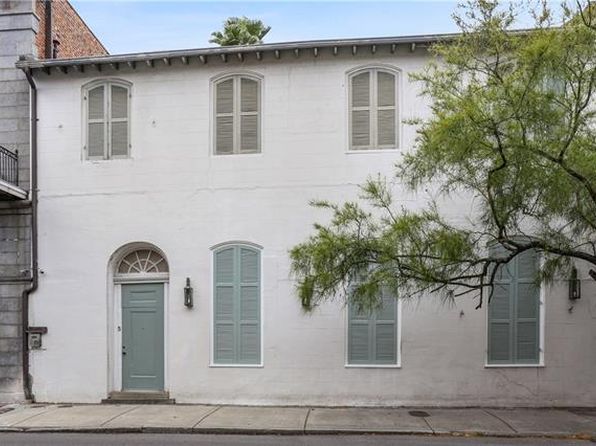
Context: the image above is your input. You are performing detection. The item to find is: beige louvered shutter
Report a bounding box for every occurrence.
[215,79,234,154]
[87,85,106,158]
[350,72,371,149]
[376,71,396,147]
[240,78,260,153]
[110,85,129,157]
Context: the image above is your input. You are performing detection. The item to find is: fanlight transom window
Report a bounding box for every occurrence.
[117,249,168,275]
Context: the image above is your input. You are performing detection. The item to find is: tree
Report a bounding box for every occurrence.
[210,17,271,46]
[290,0,596,312]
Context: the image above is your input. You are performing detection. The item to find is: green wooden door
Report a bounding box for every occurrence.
[122,283,164,391]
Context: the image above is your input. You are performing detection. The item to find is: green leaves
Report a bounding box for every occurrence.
[291,0,596,311]
[210,17,271,46]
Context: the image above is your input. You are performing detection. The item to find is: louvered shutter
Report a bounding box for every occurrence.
[214,245,261,365]
[377,71,396,147]
[110,85,129,157]
[374,289,397,364]
[351,72,371,149]
[214,247,236,363]
[240,78,260,153]
[514,250,539,363]
[348,289,397,365]
[488,243,514,363]
[215,79,234,154]
[238,247,260,363]
[488,281,512,362]
[488,245,540,364]
[348,301,372,364]
[87,85,105,158]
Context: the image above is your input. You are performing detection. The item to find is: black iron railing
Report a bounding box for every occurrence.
[0,145,18,186]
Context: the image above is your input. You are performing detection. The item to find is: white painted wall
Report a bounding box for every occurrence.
[30,48,596,406]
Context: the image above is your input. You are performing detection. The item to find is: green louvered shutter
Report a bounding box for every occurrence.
[488,280,513,363]
[238,247,261,363]
[488,246,540,364]
[348,290,397,365]
[214,247,236,363]
[214,245,261,365]
[514,250,539,363]
[374,289,397,364]
[348,302,372,364]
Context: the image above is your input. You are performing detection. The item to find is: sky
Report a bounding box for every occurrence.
[70,1,542,55]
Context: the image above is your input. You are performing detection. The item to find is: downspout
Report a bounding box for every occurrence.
[22,68,38,402]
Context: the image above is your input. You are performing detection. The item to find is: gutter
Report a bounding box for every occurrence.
[21,67,38,402]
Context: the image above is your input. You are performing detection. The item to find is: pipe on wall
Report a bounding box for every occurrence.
[21,68,38,402]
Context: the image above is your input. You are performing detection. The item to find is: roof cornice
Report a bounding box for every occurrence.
[15,33,462,75]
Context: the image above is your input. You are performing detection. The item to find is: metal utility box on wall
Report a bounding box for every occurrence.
[27,326,47,350]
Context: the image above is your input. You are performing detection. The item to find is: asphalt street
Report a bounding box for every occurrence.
[0,434,590,446]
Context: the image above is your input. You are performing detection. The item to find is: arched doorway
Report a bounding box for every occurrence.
[108,244,169,396]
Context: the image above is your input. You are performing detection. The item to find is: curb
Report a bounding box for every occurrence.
[0,426,594,440]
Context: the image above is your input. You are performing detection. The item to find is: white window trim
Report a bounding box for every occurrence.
[82,78,132,161]
[210,72,264,156]
[209,241,264,368]
[344,298,402,368]
[346,65,402,152]
[484,256,546,368]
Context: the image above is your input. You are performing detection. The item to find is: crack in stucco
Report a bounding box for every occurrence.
[494,370,538,397]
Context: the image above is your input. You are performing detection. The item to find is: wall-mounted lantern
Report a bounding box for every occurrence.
[184,277,194,308]
[569,267,581,300]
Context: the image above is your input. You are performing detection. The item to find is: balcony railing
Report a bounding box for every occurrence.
[0,145,18,186]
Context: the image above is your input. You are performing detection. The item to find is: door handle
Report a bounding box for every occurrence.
[122,346,127,356]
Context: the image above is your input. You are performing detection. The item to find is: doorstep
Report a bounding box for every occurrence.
[101,391,175,405]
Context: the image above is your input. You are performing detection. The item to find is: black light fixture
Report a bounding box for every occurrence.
[184,277,194,308]
[569,267,581,300]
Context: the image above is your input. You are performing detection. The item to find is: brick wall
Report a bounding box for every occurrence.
[36,0,108,59]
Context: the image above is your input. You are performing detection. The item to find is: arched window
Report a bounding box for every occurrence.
[117,248,168,275]
[213,243,261,365]
[113,247,169,283]
[83,79,131,160]
[348,67,399,150]
[213,74,261,155]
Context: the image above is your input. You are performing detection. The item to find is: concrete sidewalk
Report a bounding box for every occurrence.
[0,404,595,440]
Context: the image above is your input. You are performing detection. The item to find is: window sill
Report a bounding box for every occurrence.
[84,158,133,163]
[345,363,401,369]
[484,363,544,368]
[209,363,264,368]
[346,148,400,154]
[212,152,263,158]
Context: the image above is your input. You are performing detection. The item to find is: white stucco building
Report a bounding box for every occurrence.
[16,35,596,406]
